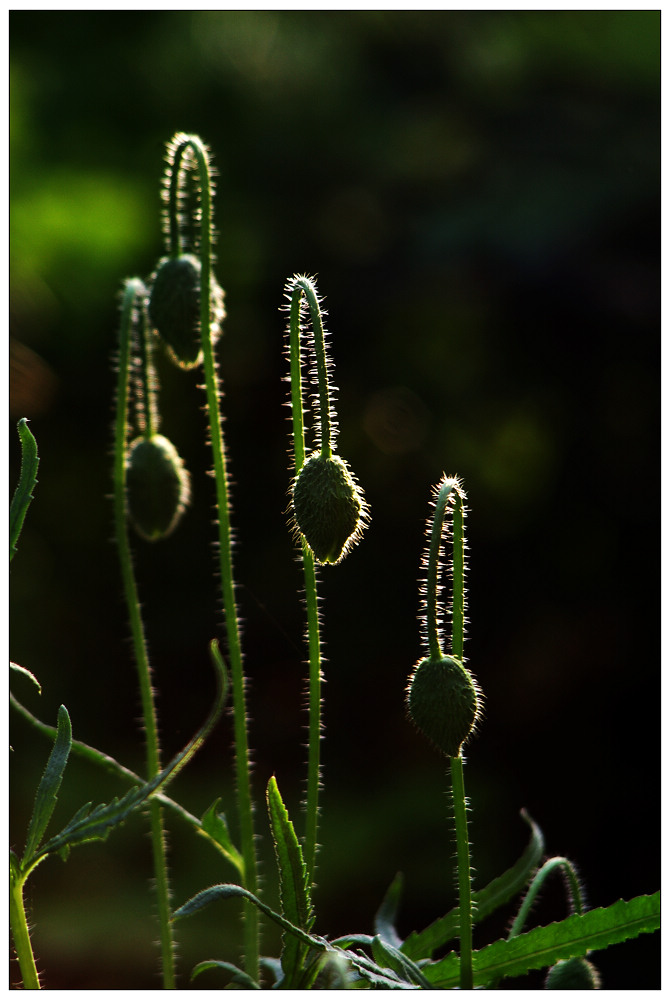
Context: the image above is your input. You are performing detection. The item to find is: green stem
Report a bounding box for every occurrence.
[114,278,176,989]
[10,691,240,870]
[287,278,325,887]
[170,134,259,980]
[136,297,158,439]
[451,492,466,661]
[292,276,334,459]
[302,544,322,887]
[450,755,474,991]
[509,857,584,940]
[425,478,466,662]
[10,863,40,989]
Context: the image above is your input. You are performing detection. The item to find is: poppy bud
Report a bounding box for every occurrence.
[126,434,190,541]
[148,254,224,369]
[292,451,368,565]
[406,654,480,758]
[544,957,601,989]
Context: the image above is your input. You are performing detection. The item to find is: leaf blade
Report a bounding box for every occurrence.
[266,775,314,983]
[402,810,544,960]
[10,418,39,563]
[423,893,661,988]
[374,872,405,950]
[22,705,72,868]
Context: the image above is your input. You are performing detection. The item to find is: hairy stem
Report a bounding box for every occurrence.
[287,278,324,887]
[292,275,334,459]
[10,863,40,989]
[170,134,259,979]
[450,754,474,990]
[10,690,240,870]
[114,277,176,988]
[509,856,584,940]
[426,478,466,662]
[136,297,158,438]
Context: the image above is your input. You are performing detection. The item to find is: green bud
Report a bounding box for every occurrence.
[148,254,225,369]
[292,451,368,565]
[544,957,601,989]
[406,655,480,758]
[126,434,190,541]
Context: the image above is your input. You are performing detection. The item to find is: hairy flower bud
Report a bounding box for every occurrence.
[544,957,601,989]
[148,254,224,369]
[126,434,190,541]
[406,654,480,758]
[292,451,368,565]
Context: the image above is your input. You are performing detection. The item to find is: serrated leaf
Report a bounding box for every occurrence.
[374,872,405,950]
[22,705,71,868]
[199,798,244,879]
[10,661,41,694]
[37,652,227,864]
[173,883,418,989]
[191,959,260,989]
[10,418,39,563]
[423,893,660,988]
[266,775,314,983]
[402,810,544,960]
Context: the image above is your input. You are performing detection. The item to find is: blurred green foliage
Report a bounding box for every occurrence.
[10,11,658,989]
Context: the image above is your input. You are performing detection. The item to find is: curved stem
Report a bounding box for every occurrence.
[169,134,259,980]
[165,134,191,258]
[425,477,466,662]
[114,278,176,989]
[287,278,324,887]
[10,690,242,872]
[509,856,584,940]
[450,755,474,990]
[292,276,334,459]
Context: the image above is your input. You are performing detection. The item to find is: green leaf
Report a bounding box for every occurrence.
[10,661,41,695]
[402,810,544,960]
[22,705,71,868]
[173,883,418,989]
[41,785,154,861]
[371,936,432,988]
[191,959,260,989]
[266,775,314,984]
[199,798,244,879]
[37,654,228,863]
[10,418,39,563]
[423,893,660,988]
[374,873,405,950]
[173,883,319,949]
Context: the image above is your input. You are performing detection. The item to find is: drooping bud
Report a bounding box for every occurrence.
[406,654,480,758]
[544,957,601,989]
[126,434,190,541]
[292,451,368,565]
[148,254,225,369]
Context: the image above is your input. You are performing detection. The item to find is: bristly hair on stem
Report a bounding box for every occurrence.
[420,475,470,663]
[282,274,370,566]
[155,133,260,981]
[113,276,176,987]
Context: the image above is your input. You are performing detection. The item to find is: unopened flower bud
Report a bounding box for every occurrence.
[545,957,600,989]
[406,655,480,758]
[292,451,368,565]
[148,254,224,369]
[126,434,190,541]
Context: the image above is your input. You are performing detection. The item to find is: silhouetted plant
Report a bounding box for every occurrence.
[10,134,659,990]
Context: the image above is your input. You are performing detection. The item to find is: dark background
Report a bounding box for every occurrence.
[10,11,659,990]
